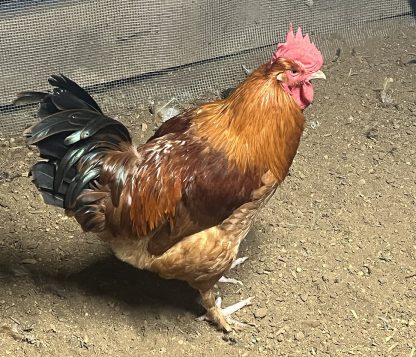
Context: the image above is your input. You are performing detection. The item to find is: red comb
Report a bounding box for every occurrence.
[271,24,323,72]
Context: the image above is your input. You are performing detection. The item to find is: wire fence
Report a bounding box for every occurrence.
[0,0,415,135]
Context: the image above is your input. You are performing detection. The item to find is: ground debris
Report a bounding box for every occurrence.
[387,342,399,353]
[0,324,21,340]
[332,48,342,63]
[149,98,182,122]
[380,77,395,106]
[74,334,93,349]
[0,171,21,182]
[0,324,43,347]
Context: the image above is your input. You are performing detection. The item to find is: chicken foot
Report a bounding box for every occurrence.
[198,289,253,332]
[218,256,248,285]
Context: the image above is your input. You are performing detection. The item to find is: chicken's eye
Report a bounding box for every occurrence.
[290,69,299,75]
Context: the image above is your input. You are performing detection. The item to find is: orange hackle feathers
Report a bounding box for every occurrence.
[193,62,304,184]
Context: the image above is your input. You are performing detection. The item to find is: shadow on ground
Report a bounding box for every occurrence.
[0,248,201,316]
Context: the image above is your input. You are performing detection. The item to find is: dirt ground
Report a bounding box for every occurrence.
[0,25,415,357]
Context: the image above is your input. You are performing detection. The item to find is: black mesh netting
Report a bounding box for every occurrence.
[0,0,415,135]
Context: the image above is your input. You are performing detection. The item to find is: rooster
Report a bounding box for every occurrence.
[16,25,325,332]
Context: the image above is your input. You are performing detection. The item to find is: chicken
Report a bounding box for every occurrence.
[16,25,325,332]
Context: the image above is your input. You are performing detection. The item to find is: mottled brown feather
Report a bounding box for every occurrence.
[130,133,263,253]
[148,110,193,141]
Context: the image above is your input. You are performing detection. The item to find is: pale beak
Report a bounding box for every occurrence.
[310,70,326,80]
[276,72,284,81]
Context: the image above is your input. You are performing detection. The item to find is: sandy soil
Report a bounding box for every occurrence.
[0,25,415,357]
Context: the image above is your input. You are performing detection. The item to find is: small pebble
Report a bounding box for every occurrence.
[303,319,320,328]
[294,331,305,341]
[254,308,268,319]
[351,309,358,319]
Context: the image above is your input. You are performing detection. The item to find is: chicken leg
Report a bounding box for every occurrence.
[198,289,253,332]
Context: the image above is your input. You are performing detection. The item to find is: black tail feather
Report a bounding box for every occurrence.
[48,74,103,114]
[21,74,132,211]
[13,91,49,106]
[31,162,65,207]
[36,132,72,159]
[64,166,101,209]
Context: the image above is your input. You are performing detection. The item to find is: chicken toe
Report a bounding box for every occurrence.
[218,276,243,285]
[220,296,253,316]
[198,290,253,332]
[230,256,248,269]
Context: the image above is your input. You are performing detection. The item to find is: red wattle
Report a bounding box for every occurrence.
[282,81,314,110]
